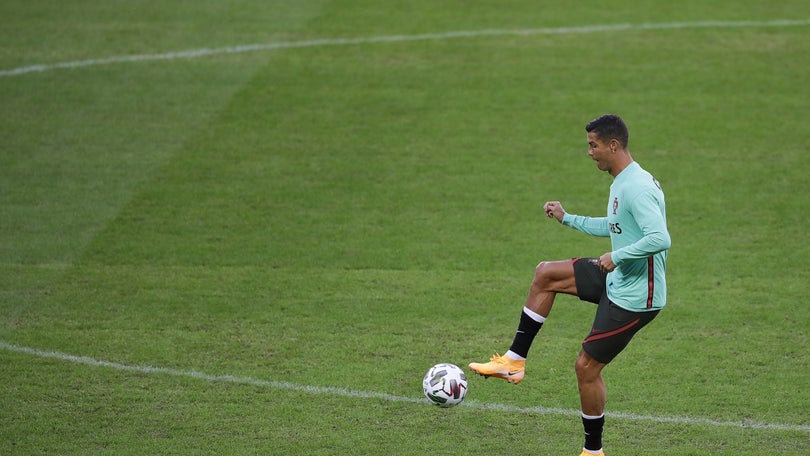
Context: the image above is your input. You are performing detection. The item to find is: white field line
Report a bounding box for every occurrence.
[2,341,808,434]
[2,19,810,77]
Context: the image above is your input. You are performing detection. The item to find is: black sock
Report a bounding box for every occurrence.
[582,414,604,452]
[507,308,544,359]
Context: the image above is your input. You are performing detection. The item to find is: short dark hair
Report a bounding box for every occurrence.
[585,114,629,148]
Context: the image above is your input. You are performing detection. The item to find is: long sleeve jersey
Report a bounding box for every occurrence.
[562,161,671,311]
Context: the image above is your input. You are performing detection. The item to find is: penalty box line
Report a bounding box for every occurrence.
[1,340,808,434]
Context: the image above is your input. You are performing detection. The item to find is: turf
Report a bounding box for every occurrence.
[1,1,809,454]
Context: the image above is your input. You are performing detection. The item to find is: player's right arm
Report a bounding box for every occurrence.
[543,201,610,237]
[562,213,610,237]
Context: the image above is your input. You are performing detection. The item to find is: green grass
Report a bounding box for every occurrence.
[1,1,809,454]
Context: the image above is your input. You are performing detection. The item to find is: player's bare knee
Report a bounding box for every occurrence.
[575,353,598,381]
[533,261,552,286]
[575,354,587,378]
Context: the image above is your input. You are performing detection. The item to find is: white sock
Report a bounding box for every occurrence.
[522,306,546,323]
[504,350,525,361]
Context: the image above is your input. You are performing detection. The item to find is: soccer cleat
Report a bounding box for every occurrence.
[579,450,604,456]
[468,353,525,384]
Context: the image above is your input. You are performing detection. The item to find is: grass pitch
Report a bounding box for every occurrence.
[1,1,809,454]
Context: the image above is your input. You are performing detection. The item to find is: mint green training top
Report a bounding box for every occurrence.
[562,161,671,311]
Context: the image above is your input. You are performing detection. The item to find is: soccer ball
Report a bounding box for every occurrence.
[422,363,468,407]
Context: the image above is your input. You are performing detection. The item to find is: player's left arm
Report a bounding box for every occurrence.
[611,191,671,264]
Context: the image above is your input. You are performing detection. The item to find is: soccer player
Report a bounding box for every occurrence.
[468,114,670,456]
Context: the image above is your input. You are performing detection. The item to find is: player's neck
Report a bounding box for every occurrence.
[609,153,634,178]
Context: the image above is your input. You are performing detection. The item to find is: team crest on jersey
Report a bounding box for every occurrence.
[612,197,619,215]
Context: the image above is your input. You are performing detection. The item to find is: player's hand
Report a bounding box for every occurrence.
[597,252,616,272]
[543,201,565,223]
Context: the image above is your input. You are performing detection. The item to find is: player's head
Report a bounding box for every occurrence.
[585,114,629,149]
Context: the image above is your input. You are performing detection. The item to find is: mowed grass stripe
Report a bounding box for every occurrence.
[2,18,810,77]
[3,341,807,434]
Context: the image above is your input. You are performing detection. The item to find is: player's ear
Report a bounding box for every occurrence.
[609,138,620,153]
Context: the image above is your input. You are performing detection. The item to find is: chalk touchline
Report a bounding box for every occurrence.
[1,341,807,434]
[1,19,810,77]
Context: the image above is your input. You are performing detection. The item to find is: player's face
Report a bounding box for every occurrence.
[587,132,613,173]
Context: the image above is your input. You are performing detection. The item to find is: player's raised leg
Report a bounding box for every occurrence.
[469,259,578,383]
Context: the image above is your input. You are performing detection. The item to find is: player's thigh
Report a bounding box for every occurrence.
[535,259,578,294]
